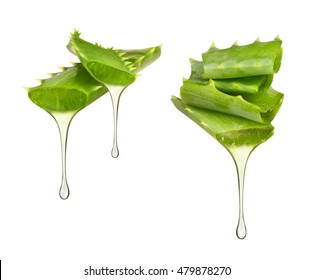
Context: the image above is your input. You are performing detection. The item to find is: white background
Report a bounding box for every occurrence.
[0,0,312,279]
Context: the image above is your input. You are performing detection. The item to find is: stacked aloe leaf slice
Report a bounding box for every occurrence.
[172,37,283,148]
[172,37,284,239]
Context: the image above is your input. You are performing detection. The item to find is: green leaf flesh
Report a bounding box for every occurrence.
[28,64,107,112]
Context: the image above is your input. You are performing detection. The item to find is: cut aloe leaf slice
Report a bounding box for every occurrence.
[181,79,283,124]
[68,31,161,77]
[28,64,107,112]
[119,45,162,73]
[202,37,282,79]
[181,79,265,123]
[190,59,273,95]
[68,30,136,86]
[171,96,273,147]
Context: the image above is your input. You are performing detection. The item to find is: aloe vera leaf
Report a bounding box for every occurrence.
[27,64,107,112]
[181,79,266,123]
[67,30,136,86]
[119,45,162,73]
[190,59,273,94]
[202,38,282,79]
[171,96,273,147]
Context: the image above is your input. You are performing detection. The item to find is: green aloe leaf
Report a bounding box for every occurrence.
[27,63,107,112]
[68,30,136,86]
[172,96,274,147]
[67,30,161,86]
[202,37,282,79]
[180,80,281,123]
[190,59,273,95]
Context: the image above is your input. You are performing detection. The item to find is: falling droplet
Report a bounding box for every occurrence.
[236,215,247,239]
[225,144,256,239]
[59,177,70,200]
[111,142,119,158]
[49,110,77,200]
[104,84,127,158]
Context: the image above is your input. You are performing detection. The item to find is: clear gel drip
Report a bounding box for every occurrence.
[50,111,77,199]
[104,84,127,158]
[225,144,256,239]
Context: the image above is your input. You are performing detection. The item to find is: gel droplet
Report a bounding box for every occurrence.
[111,143,119,158]
[104,84,127,158]
[236,216,247,239]
[59,177,70,200]
[226,144,255,239]
[50,111,77,200]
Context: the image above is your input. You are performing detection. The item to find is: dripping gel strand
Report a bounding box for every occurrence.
[225,144,256,239]
[105,84,127,159]
[50,110,77,200]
